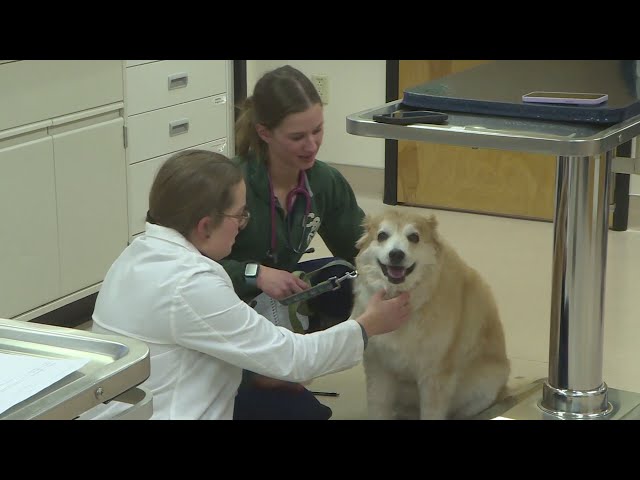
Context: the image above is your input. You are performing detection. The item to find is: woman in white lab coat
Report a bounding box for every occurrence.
[87,149,411,420]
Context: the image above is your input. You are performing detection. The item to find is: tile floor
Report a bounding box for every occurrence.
[301,166,640,419]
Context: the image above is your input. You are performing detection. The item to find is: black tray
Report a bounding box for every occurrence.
[401,60,640,125]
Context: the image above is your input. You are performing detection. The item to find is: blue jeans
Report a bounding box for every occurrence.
[233,257,355,420]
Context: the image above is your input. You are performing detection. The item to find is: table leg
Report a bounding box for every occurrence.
[540,152,613,417]
[475,150,640,420]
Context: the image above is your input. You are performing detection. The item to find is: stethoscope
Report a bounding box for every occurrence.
[266,170,315,263]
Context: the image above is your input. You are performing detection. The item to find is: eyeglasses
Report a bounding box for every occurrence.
[217,209,251,229]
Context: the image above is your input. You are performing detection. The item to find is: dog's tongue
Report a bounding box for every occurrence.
[387,266,406,279]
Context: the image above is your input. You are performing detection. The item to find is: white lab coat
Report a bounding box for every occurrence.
[86,223,364,420]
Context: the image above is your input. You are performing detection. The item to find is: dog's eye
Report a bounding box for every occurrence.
[377,232,389,242]
[407,233,420,243]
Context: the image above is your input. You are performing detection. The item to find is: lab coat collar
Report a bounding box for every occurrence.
[144,222,202,256]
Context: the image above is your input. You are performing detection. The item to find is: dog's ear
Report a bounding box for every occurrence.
[428,214,442,247]
[426,214,438,230]
[355,214,373,250]
[418,214,441,245]
[417,214,438,231]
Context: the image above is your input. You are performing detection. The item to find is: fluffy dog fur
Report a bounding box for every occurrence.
[352,209,510,420]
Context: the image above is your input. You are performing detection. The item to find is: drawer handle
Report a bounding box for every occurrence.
[169,119,189,136]
[168,72,188,90]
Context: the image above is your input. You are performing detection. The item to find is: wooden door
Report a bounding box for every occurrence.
[397,60,557,221]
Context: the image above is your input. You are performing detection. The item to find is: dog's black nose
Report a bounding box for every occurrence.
[388,249,405,264]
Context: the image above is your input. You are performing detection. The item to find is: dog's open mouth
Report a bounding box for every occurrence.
[378,261,416,284]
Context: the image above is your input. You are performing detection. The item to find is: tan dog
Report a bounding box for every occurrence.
[352,209,510,420]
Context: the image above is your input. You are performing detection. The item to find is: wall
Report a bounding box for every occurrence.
[246,60,386,169]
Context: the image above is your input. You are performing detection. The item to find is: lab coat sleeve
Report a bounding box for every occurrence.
[169,270,364,382]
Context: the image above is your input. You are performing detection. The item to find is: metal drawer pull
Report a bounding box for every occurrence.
[169,118,189,136]
[168,72,188,90]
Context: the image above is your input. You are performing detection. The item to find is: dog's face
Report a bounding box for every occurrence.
[355,210,441,294]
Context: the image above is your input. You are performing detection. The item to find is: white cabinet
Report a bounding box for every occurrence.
[51,109,128,296]
[0,59,234,320]
[0,60,124,132]
[0,125,59,318]
[123,60,234,238]
[0,61,127,321]
[125,60,226,115]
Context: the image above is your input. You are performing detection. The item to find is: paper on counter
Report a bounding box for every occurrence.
[0,352,89,416]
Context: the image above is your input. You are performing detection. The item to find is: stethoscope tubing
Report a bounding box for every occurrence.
[267,171,313,261]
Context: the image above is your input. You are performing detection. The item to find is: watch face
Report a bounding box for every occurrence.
[245,263,259,277]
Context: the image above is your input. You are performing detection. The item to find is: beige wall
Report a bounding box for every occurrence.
[246,60,386,169]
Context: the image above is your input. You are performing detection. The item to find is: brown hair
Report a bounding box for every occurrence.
[235,65,322,160]
[147,149,243,238]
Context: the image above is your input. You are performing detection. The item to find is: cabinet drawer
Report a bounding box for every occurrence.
[127,138,229,236]
[126,60,227,115]
[126,96,228,164]
[126,60,158,68]
[0,60,123,132]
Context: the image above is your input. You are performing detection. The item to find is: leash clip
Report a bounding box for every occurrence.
[330,270,358,291]
[279,269,358,306]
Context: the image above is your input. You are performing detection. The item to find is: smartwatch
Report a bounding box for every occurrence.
[244,263,260,288]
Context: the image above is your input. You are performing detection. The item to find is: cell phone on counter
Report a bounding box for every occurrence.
[373,110,449,125]
[522,91,608,105]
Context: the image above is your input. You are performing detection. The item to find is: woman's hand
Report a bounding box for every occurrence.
[257,265,310,300]
[356,290,412,338]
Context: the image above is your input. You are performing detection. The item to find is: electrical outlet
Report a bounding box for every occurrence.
[311,74,329,105]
